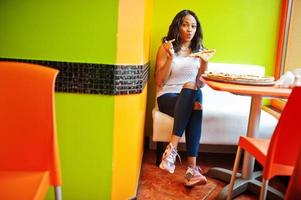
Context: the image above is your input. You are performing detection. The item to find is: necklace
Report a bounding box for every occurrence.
[180,46,190,51]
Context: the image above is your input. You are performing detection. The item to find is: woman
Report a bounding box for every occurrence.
[155,9,215,187]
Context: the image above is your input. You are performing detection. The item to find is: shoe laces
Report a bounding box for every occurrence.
[186,166,203,176]
[163,143,182,165]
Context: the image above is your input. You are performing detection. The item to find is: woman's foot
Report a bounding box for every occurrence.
[184,166,207,187]
[159,143,181,173]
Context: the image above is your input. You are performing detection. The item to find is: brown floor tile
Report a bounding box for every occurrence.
[137,150,286,200]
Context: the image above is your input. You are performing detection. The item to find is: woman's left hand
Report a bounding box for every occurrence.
[190,49,216,62]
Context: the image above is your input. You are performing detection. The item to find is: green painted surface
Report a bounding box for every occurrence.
[145,0,282,135]
[150,0,281,75]
[47,93,115,200]
[0,1,118,199]
[0,1,118,64]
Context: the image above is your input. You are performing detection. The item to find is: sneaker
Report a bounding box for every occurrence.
[184,166,207,187]
[159,143,181,173]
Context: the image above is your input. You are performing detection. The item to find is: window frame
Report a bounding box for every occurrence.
[272,0,294,111]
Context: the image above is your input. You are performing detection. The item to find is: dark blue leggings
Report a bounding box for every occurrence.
[157,88,203,157]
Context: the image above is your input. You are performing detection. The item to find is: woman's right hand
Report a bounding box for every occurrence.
[163,39,175,57]
[155,39,176,87]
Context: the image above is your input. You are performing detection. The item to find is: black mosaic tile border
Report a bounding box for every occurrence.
[0,58,149,95]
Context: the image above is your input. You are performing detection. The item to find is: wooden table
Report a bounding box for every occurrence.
[202,78,291,199]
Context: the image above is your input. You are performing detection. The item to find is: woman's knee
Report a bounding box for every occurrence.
[193,101,202,110]
[193,88,203,110]
[181,83,203,110]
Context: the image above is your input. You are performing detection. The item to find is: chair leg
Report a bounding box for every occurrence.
[226,146,242,200]
[55,186,62,200]
[259,179,268,200]
[156,142,165,166]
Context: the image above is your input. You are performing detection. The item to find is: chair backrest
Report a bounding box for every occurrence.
[264,86,301,179]
[0,62,61,185]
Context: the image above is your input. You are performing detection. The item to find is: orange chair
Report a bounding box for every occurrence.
[285,146,301,200]
[0,62,62,200]
[227,86,301,200]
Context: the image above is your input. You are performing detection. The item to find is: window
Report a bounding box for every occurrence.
[272,0,301,111]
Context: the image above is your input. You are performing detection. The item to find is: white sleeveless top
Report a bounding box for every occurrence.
[157,55,200,97]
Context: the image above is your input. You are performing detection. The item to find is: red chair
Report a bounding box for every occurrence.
[285,146,301,200]
[227,86,301,200]
[0,62,62,200]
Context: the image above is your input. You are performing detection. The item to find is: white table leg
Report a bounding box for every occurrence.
[242,95,262,179]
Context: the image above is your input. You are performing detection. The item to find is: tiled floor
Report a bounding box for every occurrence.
[137,149,287,200]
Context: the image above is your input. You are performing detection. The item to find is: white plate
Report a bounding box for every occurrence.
[202,74,275,86]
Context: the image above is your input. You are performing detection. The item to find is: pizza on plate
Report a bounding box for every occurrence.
[203,72,275,85]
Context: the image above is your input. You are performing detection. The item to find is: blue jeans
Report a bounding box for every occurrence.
[157,88,203,157]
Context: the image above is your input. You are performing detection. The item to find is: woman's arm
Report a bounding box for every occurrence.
[154,41,175,87]
[196,59,208,88]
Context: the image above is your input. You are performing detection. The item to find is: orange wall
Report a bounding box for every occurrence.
[116,0,152,64]
[112,0,152,199]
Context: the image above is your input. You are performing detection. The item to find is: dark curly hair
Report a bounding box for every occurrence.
[163,10,204,53]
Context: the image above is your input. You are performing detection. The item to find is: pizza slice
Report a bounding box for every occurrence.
[190,49,216,62]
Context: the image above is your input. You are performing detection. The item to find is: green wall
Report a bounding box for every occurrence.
[145,0,282,135]
[0,1,118,64]
[150,0,281,75]
[0,1,118,199]
[53,94,114,200]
